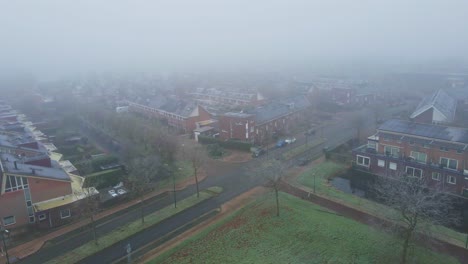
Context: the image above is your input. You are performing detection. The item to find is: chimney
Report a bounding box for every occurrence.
[14,161,18,169]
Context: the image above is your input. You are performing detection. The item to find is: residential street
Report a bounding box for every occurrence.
[19,111,367,264]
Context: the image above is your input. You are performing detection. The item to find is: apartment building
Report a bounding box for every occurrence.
[353,119,468,196]
[219,96,311,144]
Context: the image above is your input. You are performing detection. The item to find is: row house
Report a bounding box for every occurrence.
[126,97,212,133]
[189,88,265,106]
[219,96,311,144]
[0,104,96,234]
[353,119,468,196]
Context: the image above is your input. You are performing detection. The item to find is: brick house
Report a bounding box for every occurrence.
[126,99,212,133]
[219,96,311,144]
[189,88,265,106]
[352,119,468,196]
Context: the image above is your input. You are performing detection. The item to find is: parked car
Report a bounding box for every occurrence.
[285,137,296,144]
[108,189,118,197]
[276,139,287,148]
[251,147,265,158]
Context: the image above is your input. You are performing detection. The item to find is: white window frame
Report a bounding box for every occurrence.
[447,175,456,185]
[410,151,427,163]
[384,145,400,157]
[356,155,370,167]
[406,166,423,178]
[38,214,47,221]
[431,172,441,181]
[389,162,397,170]
[60,209,71,219]
[440,157,458,170]
[3,216,16,226]
[377,159,385,167]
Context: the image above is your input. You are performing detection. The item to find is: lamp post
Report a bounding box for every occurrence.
[0,226,10,264]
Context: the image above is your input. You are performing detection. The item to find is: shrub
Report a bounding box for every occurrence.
[91,155,119,171]
[83,168,125,189]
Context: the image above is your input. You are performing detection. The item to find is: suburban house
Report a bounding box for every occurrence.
[218,96,311,144]
[352,119,468,196]
[410,89,457,124]
[0,104,96,233]
[126,97,213,133]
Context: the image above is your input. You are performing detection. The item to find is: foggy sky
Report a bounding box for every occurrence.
[1,0,468,79]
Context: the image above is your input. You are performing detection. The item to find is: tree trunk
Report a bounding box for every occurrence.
[194,168,199,198]
[91,215,98,245]
[275,187,280,217]
[401,230,412,264]
[140,200,145,224]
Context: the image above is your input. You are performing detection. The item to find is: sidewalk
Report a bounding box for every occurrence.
[2,173,205,263]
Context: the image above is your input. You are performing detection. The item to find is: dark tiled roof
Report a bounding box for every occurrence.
[378,119,468,144]
[250,96,311,125]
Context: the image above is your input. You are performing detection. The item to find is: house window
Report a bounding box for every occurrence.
[423,144,430,149]
[3,216,15,226]
[456,149,463,154]
[378,160,385,167]
[447,175,456,185]
[410,151,427,163]
[440,157,458,170]
[367,141,377,150]
[60,209,71,219]
[432,172,441,181]
[384,146,400,158]
[356,155,370,167]
[406,166,423,178]
[389,162,397,170]
[440,146,449,152]
[38,214,47,221]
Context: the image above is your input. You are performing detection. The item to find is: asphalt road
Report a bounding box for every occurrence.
[19,111,368,264]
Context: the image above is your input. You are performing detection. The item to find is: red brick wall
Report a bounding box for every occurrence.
[412,108,433,123]
[218,115,254,141]
[29,178,72,203]
[25,157,52,168]
[0,190,28,228]
[186,106,213,132]
[18,142,39,150]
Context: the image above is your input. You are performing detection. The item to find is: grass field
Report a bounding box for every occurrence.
[151,192,458,264]
[45,186,223,264]
[296,162,467,248]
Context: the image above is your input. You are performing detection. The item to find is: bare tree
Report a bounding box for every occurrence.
[127,156,160,224]
[184,145,207,198]
[256,159,287,217]
[76,187,100,245]
[371,175,460,264]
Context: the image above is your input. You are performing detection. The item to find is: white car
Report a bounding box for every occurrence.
[285,137,296,144]
[117,189,126,195]
[108,189,118,197]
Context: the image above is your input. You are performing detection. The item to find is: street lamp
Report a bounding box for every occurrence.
[0,226,10,264]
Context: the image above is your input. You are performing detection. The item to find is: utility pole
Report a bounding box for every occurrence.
[0,227,10,264]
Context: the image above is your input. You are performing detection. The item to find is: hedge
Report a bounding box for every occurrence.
[83,168,125,189]
[198,136,251,151]
[91,155,119,171]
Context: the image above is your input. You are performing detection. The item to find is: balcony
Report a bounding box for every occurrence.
[353,145,466,176]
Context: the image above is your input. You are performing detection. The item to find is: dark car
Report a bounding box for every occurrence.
[276,139,287,148]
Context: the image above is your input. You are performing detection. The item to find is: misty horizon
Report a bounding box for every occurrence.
[1,0,468,80]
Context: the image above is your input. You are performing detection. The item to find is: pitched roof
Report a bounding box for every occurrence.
[410,90,457,122]
[378,119,468,145]
[250,96,311,125]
